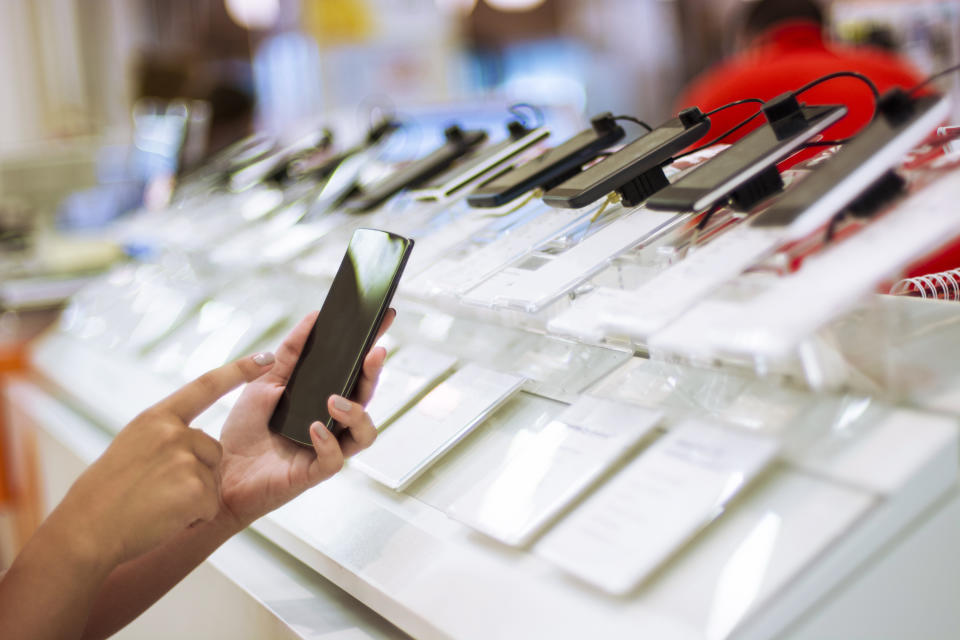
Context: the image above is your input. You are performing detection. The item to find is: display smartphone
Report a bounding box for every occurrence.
[268,228,414,446]
[466,113,626,208]
[646,104,847,212]
[345,125,487,212]
[749,92,950,239]
[543,109,711,209]
[409,122,550,201]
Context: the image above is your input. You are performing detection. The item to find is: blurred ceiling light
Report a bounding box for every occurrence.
[485,0,546,12]
[225,0,280,30]
[435,0,478,14]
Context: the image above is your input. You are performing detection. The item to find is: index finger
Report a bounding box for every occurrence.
[159,352,276,423]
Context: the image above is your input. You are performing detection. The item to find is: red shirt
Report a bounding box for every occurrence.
[676,21,926,148]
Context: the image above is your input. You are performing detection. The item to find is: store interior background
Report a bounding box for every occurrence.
[2,2,960,637]
[0,0,958,235]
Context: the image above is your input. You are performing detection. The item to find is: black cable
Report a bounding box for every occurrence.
[672,110,765,161]
[792,71,880,103]
[509,102,545,128]
[695,201,724,230]
[908,62,960,95]
[613,115,653,132]
[702,98,766,117]
[792,71,881,145]
[669,98,766,161]
[801,138,848,149]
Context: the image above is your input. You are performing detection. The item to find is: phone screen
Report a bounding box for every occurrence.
[543,116,710,209]
[269,228,414,445]
[467,123,625,208]
[646,105,846,212]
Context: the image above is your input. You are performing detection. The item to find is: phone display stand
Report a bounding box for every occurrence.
[18,102,960,640]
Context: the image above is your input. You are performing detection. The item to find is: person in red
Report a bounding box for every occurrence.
[675,0,926,150]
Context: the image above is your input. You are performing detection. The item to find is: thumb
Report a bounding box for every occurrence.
[158,352,276,423]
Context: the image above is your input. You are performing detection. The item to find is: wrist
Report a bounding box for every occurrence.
[29,508,118,585]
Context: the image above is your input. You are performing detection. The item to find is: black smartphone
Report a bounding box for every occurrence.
[269,228,414,445]
[466,113,626,208]
[410,123,550,201]
[543,110,711,209]
[346,125,487,212]
[749,92,949,235]
[645,104,847,212]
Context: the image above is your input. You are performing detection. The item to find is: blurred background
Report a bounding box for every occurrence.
[0,0,959,233]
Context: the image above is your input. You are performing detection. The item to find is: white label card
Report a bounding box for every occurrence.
[364,344,458,429]
[550,225,781,342]
[463,209,687,312]
[536,419,778,595]
[404,205,590,299]
[448,396,662,547]
[351,363,525,491]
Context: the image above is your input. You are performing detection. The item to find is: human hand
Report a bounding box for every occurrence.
[217,309,394,529]
[47,355,275,569]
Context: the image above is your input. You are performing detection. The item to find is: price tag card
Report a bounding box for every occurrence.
[403,205,590,299]
[535,419,778,595]
[351,363,525,491]
[550,225,781,342]
[365,344,458,429]
[259,211,353,265]
[403,209,513,277]
[462,209,686,312]
[448,396,662,547]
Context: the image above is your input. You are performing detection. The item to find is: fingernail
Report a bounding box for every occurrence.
[333,395,352,412]
[252,352,275,366]
[312,422,329,441]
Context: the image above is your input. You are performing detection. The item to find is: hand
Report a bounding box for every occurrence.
[47,355,275,569]
[217,309,395,528]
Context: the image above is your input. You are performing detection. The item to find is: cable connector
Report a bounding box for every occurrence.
[761,92,809,140]
[678,107,707,129]
[876,88,916,126]
[590,112,619,134]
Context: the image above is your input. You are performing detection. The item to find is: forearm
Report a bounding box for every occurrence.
[80,513,242,640]
[0,510,115,640]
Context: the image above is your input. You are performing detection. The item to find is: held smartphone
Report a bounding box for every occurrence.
[466,113,626,208]
[749,93,950,238]
[646,104,847,212]
[543,111,711,209]
[268,228,414,446]
[346,126,487,212]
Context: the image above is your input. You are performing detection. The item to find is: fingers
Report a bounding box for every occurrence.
[353,346,387,406]
[328,395,377,458]
[373,308,396,344]
[307,421,345,483]
[265,312,319,386]
[160,352,276,423]
[189,429,223,469]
